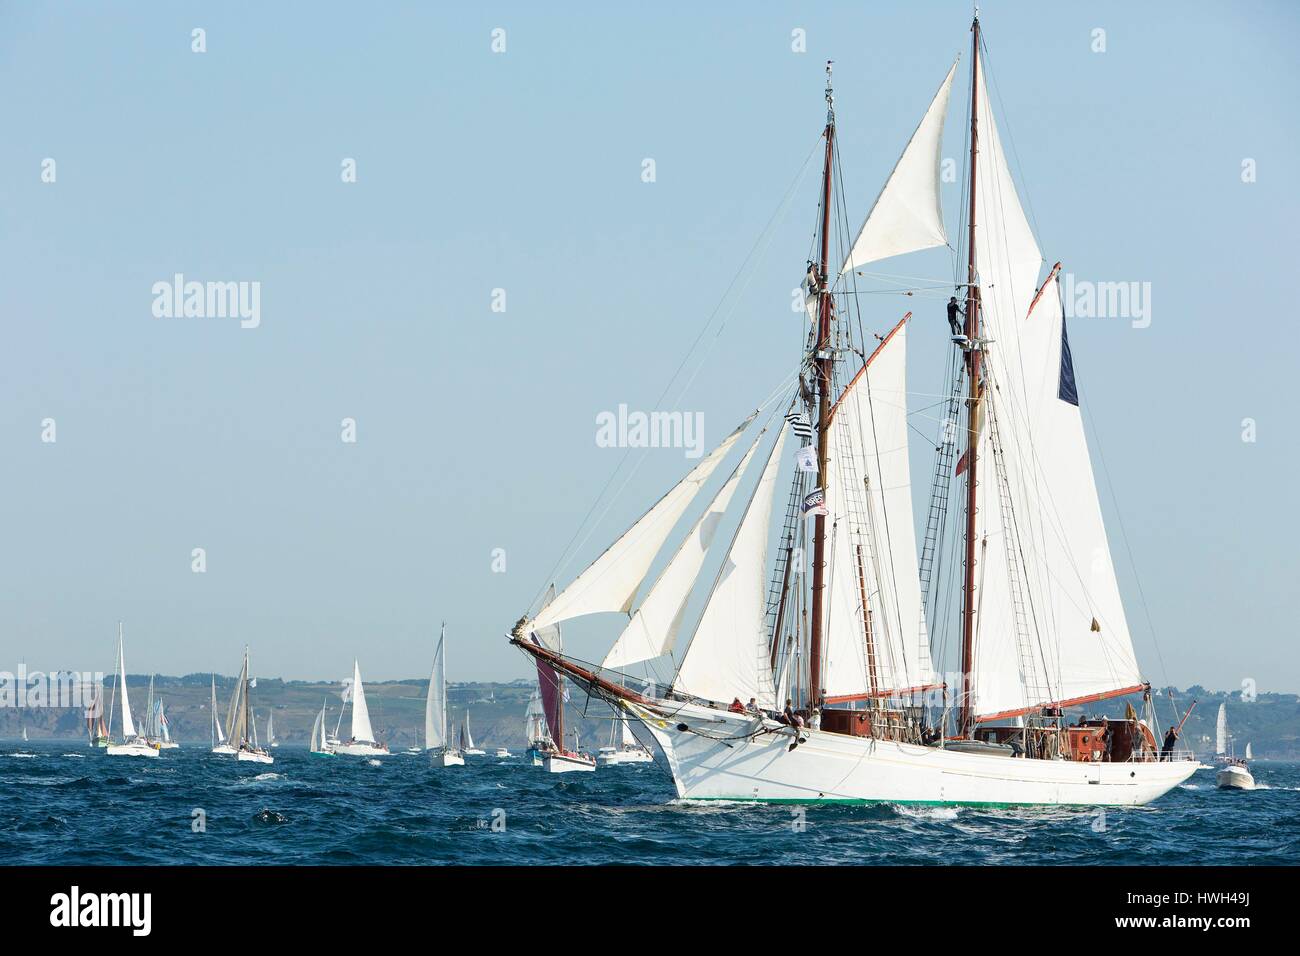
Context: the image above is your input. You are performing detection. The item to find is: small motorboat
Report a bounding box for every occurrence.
[1216,761,1255,791]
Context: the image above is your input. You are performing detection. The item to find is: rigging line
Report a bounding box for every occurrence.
[1081,397,1172,687]
[979,35,1046,255]
[529,140,821,613]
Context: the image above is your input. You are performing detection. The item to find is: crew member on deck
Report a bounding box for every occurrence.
[1161,726,1179,761]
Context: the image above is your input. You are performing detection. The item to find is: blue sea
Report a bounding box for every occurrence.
[3,743,1297,865]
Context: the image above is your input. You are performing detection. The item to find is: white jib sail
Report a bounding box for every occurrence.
[426,626,447,750]
[1215,703,1227,755]
[603,431,765,670]
[673,428,787,709]
[840,60,957,275]
[311,706,325,752]
[350,660,375,743]
[211,675,226,744]
[822,320,938,700]
[965,50,1141,719]
[117,631,136,740]
[463,711,476,749]
[530,414,755,632]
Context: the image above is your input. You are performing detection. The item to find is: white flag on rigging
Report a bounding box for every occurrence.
[794,445,817,473]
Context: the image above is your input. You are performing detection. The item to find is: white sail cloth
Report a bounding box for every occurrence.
[673,429,787,709]
[821,320,938,700]
[350,660,376,743]
[840,61,957,274]
[425,627,447,750]
[530,415,753,632]
[966,51,1141,719]
[603,431,765,669]
[117,633,136,739]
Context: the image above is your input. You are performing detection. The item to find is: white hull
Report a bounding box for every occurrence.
[1216,765,1255,791]
[333,742,391,757]
[495,749,512,758]
[211,744,237,755]
[464,748,486,756]
[634,701,1197,806]
[596,747,655,767]
[435,750,465,767]
[156,741,180,750]
[106,742,159,758]
[544,752,596,773]
[237,749,274,764]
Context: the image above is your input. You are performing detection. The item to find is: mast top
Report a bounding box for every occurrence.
[825,60,835,121]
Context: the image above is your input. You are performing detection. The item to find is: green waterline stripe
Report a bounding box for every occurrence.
[684,796,1138,808]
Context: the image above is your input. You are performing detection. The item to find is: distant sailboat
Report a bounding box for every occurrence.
[144,677,179,749]
[425,625,464,767]
[267,711,278,748]
[525,594,594,772]
[210,674,235,755]
[524,688,552,766]
[21,726,28,743]
[333,661,390,756]
[87,683,109,748]
[1215,702,1228,762]
[309,700,335,757]
[459,712,486,757]
[227,647,273,764]
[105,624,159,758]
[596,710,654,766]
[155,700,179,749]
[1214,702,1254,790]
[1245,742,1253,760]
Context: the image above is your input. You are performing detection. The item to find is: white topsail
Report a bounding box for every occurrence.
[531,414,754,632]
[840,60,957,274]
[965,50,1141,719]
[674,428,787,709]
[603,431,765,670]
[822,320,938,700]
[350,660,375,744]
[1215,703,1227,755]
[426,627,447,750]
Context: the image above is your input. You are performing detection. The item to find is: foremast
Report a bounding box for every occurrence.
[808,61,836,711]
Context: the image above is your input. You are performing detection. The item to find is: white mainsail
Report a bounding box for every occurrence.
[228,654,249,746]
[117,627,137,740]
[462,711,476,749]
[822,320,938,700]
[1215,703,1227,755]
[310,704,326,752]
[964,48,1142,719]
[673,428,787,708]
[840,60,957,274]
[425,626,448,750]
[531,414,754,632]
[349,660,375,744]
[603,431,765,669]
[1245,742,1252,760]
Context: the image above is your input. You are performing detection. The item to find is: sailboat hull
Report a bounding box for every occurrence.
[236,749,274,764]
[106,742,160,758]
[211,744,237,756]
[435,750,465,767]
[544,752,596,773]
[333,741,390,757]
[596,747,655,766]
[636,702,1198,807]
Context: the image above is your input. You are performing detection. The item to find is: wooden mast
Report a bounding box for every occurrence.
[808,61,835,711]
[959,14,982,738]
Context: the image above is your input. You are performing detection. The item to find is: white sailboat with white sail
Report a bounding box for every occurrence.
[597,711,654,766]
[524,688,552,766]
[267,711,278,748]
[226,647,273,764]
[511,14,1198,806]
[1214,702,1254,790]
[426,625,464,767]
[104,624,159,758]
[210,673,235,755]
[309,700,335,757]
[459,711,486,757]
[333,661,390,756]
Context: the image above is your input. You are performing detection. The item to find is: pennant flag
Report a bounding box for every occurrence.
[249,677,258,689]
[794,445,817,473]
[784,412,813,441]
[1058,319,1079,406]
[801,487,827,517]
[1090,617,1101,633]
[954,450,968,476]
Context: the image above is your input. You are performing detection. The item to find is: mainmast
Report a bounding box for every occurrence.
[808,61,835,711]
[959,14,982,737]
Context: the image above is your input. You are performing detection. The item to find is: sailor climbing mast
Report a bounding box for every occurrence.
[959,13,982,738]
[808,60,836,711]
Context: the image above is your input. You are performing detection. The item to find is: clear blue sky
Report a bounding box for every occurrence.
[2,1,1296,691]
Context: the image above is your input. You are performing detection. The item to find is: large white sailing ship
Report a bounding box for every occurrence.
[512,14,1198,807]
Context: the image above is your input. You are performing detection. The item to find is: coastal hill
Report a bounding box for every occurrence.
[4,676,1297,758]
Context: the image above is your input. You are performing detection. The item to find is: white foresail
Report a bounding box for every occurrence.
[965,51,1141,719]
[311,706,325,752]
[350,660,375,743]
[603,432,765,669]
[822,320,938,700]
[840,60,957,274]
[426,626,447,750]
[118,632,136,740]
[211,675,226,744]
[1215,703,1227,755]
[673,429,786,709]
[463,711,476,749]
[530,414,754,632]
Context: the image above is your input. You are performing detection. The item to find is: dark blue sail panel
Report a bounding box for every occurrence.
[1058,317,1079,406]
